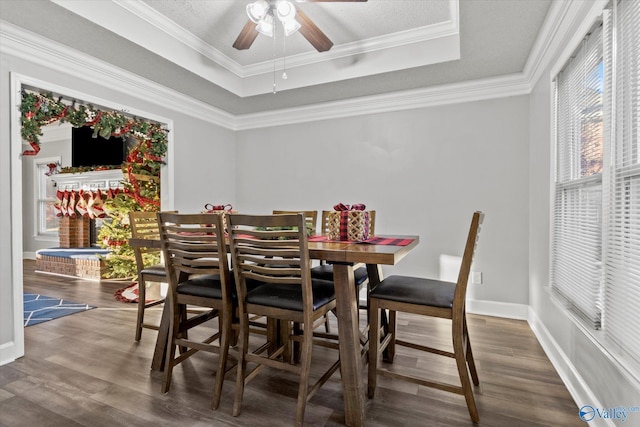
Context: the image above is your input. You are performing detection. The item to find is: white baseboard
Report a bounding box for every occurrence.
[466,299,529,320]
[0,341,20,367]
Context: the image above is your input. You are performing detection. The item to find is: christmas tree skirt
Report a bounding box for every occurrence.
[114,282,166,303]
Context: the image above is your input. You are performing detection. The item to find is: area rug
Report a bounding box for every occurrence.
[114,282,164,304]
[24,293,95,327]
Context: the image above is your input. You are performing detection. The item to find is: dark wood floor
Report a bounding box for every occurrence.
[0,260,585,426]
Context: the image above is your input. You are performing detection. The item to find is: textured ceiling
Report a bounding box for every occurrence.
[143,0,453,65]
[0,0,552,115]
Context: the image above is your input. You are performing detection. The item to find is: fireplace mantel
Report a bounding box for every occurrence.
[50,169,124,191]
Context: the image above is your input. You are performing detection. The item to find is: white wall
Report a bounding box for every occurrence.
[236,96,531,307]
[527,0,640,414]
[0,51,236,364]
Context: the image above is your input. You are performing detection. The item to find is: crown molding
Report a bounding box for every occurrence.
[1,0,575,133]
[0,21,235,129]
[234,0,577,130]
[523,0,608,88]
[113,0,243,77]
[234,73,531,130]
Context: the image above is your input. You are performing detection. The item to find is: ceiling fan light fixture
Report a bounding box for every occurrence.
[256,14,274,37]
[276,1,296,22]
[282,18,301,36]
[246,0,269,23]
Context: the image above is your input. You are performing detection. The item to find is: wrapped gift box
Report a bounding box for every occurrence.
[327,204,370,242]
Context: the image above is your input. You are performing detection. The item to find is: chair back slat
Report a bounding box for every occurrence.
[228,213,312,309]
[158,212,230,290]
[129,211,163,258]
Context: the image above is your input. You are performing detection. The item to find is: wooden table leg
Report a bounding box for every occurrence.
[333,263,366,427]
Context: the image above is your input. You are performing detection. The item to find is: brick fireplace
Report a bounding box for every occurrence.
[58,216,92,248]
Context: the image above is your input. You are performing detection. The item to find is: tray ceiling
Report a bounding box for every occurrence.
[0,0,552,115]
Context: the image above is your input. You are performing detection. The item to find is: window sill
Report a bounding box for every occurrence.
[34,235,58,243]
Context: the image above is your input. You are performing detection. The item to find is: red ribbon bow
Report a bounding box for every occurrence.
[333,203,366,211]
[205,203,233,212]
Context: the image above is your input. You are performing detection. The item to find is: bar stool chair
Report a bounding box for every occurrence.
[367,211,484,423]
[272,210,333,334]
[227,213,339,427]
[129,210,167,341]
[157,212,235,410]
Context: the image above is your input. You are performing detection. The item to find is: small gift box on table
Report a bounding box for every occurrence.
[203,203,235,232]
[327,203,371,242]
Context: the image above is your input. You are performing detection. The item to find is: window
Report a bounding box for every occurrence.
[35,157,60,237]
[552,24,604,329]
[552,0,640,371]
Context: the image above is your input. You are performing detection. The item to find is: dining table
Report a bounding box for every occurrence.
[131,233,419,427]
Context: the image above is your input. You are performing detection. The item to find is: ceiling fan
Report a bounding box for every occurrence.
[233,0,368,53]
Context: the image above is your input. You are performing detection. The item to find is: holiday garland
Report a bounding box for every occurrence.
[21,90,168,279]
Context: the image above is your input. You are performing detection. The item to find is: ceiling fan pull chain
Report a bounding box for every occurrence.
[282,34,288,80]
[272,28,277,94]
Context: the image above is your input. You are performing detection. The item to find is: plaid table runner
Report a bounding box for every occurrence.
[308,235,414,246]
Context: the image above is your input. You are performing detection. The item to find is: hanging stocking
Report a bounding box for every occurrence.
[88,189,106,219]
[76,189,89,217]
[61,190,70,217]
[53,189,64,217]
[86,190,96,219]
[67,190,77,217]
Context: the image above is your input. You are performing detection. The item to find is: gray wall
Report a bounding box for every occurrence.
[236,96,531,306]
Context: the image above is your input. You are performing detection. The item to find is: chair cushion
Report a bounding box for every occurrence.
[177,274,263,302]
[310,264,369,287]
[245,279,335,312]
[141,264,166,276]
[177,274,225,299]
[369,276,456,309]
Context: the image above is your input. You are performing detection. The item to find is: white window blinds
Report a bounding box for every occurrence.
[553,0,640,370]
[552,24,604,328]
[602,0,640,364]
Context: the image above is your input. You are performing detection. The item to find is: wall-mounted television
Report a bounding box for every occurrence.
[71,126,126,168]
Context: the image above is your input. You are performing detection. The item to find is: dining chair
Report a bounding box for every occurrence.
[129,210,167,341]
[157,212,235,410]
[367,211,484,423]
[272,209,333,334]
[227,213,339,427]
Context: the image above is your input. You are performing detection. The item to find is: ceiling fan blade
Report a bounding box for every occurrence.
[232,20,259,50]
[295,6,334,52]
